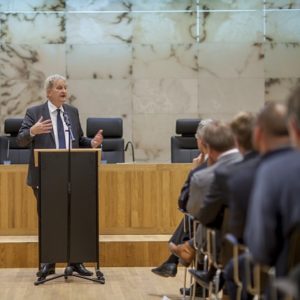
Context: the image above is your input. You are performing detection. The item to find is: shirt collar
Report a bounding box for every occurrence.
[218,148,239,160]
[47,100,64,113]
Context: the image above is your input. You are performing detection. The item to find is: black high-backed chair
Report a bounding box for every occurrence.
[86,117,125,163]
[171,119,201,163]
[0,118,30,164]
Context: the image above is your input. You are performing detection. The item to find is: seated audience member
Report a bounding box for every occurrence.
[151,120,211,277]
[224,102,292,300]
[169,121,242,266]
[188,111,257,285]
[245,86,300,281]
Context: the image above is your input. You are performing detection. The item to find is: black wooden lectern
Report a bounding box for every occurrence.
[33,149,104,285]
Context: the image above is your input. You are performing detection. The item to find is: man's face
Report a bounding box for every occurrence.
[47,79,67,107]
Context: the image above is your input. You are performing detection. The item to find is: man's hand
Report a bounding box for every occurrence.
[91,129,103,148]
[30,116,52,136]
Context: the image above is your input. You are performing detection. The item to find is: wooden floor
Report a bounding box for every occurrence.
[0,267,191,300]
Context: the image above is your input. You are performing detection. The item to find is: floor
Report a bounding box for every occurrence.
[0,267,192,300]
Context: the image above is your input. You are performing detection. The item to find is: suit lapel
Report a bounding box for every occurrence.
[42,102,55,144]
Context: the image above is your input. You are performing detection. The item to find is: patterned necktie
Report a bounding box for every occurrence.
[56,109,66,149]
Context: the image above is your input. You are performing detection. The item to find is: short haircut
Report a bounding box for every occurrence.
[256,102,288,137]
[202,120,235,152]
[287,84,300,129]
[230,112,255,151]
[45,74,66,91]
[195,118,213,139]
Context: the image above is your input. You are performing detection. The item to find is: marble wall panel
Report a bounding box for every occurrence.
[132,12,196,44]
[66,12,132,44]
[66,44,132,79]
[67,79,132,141]
[198,42,264,78]
[266,11,300,43]
[67,0,195,11]
[0,13,65,44]
[133,113,199,162]
[264,43,300,78]
[198,77,265,114]
[265,0,300,9]
[0,44,66,131]
[133,44,198,79]
[132,0,195,11]
[198,11,264,43]
[0,0,65,11]
[132,79,198,114]
[265,78,300,102]
[198,0,262,10]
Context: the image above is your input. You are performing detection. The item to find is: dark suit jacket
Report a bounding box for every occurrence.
[227,153,260,242]
[196,151,242,227]
[245,148,298,277]
[17,102,92,187]
[228,147,292,243]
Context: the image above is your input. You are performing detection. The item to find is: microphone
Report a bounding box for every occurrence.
[124,141,135,162]
[63,112,75,142]
[63,111,71,127]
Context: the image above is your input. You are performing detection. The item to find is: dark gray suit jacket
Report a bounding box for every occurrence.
[17,102,92,187]
[187,150,242,220]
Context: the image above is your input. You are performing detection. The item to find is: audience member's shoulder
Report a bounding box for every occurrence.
[259,149,300,175]
[192,163,216,181]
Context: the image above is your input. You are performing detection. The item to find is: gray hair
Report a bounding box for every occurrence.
[195,118,213,139]
[44,74,66,91]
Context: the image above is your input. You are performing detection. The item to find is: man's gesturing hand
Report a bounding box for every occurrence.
[30,116,53,136]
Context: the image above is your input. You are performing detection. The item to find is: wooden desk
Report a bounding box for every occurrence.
[0,163,191,235]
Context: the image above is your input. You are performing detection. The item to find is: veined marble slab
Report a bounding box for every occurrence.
[198,11,264,43]
[265,0,300,9]
[0,13,65,44]
[265,78,300,102]
[67,44,132,79]
[198,42,264,78]
[66,12,132,44]
[265,10,300,43]
[0,0,65,11]
[264,43,300,78]
[133,44,198,79]
[67,0,195,11]
[198,0,263,10]
[132,79,198,114]
[197,77,265,114]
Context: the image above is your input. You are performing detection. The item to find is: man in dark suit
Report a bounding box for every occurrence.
[182,112,256,288]
[17,74,103,279]
[225,102,291,300]
[169,121,242,264]
[245,86,300,280]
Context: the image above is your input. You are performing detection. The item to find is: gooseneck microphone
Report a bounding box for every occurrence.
[63,112,75,142]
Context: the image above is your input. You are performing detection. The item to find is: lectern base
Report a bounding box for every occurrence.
[34,268,105,286]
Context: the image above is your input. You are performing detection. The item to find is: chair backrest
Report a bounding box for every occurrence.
[288,223,300,272]
[0,118,30,164]
[171,119,201,163]
[86,117,125,163]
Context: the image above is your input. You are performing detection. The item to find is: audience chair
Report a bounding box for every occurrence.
[0,118,30,164]
[225,233,248,300]
[171,119,200,163]
[244,250,271,300]
[86,117,125,163]
[180,211,197,299]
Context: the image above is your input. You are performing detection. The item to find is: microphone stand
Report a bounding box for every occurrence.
[35,113,104,285]
[124,141,135,162]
